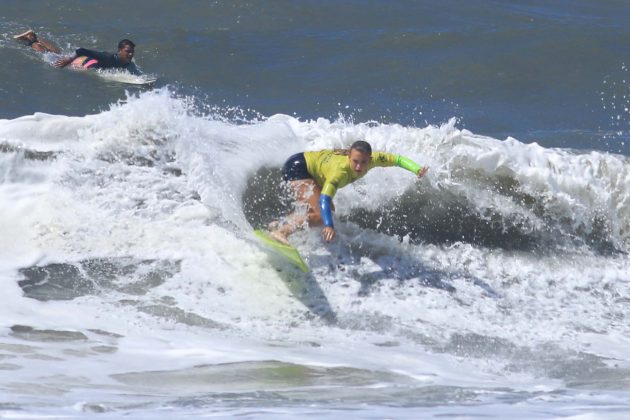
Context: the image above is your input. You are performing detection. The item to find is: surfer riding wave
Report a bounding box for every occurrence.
[269,140,429,244]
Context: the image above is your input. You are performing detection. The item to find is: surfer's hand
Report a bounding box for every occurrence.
[322,227,336,243]
[53,56,74,68]
[417,166,429,179]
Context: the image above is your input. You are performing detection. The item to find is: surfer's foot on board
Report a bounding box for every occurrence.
[14,29,36,42]
[269,229,290,245]
[268,220,291,245]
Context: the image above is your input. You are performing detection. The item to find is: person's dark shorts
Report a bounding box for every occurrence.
[282,153,312,181]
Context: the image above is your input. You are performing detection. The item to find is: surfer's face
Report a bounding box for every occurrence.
[348,149,371,175]
[117,45,135,63]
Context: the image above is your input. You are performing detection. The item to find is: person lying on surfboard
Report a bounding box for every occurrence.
[269,140,429,245]
[53,39,141,75]
[14,30,141,75]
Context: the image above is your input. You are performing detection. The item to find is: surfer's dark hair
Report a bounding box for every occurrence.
[350,140,372,156]
[118,39,135,50]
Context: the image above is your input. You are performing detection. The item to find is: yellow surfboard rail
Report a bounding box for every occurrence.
[254,230,309,272]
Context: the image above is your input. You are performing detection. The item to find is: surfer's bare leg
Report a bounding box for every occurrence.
[270,179,322,244]
[14,30,60,54]
[33,38,60,54]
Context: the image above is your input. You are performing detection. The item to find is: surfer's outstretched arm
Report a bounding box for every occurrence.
[316,153,427,243]
[393,155,429,178]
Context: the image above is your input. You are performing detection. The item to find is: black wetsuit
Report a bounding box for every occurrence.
[75,48,140,75]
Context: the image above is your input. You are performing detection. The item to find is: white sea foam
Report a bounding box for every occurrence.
[1,89,629,418]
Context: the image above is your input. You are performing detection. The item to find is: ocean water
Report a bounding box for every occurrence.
[1,1,629,419]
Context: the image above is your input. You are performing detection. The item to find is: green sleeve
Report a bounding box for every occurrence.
[395,155,422,174]
[321,181,338,198]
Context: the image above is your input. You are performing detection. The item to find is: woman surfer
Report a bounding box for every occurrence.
[269,140,429,244]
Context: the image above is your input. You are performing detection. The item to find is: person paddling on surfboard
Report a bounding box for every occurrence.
[14,30,141,75]
[53,39,141,75]
[269,140,429,245]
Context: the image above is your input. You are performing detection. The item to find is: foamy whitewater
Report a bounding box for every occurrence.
[0,88,628,418]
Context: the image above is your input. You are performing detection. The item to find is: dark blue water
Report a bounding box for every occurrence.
[2,0,629,155]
